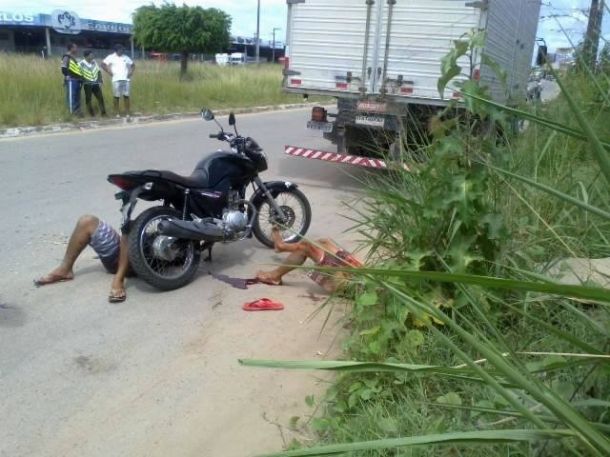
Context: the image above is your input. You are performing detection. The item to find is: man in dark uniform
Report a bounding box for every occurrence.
[61,43,83,116]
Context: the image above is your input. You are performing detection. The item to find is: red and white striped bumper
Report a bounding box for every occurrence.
[284,145,390,170]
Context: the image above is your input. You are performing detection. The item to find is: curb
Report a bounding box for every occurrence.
[0,102,320,139]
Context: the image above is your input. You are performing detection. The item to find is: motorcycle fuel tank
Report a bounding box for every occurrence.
[193,151,257,191]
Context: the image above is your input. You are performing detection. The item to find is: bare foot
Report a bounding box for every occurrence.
[34,267,74,287]
[255,270,283,286]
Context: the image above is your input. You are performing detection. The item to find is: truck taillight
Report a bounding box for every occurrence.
[336,82,348,90]
[284,57,290,71]
[290,78,302,86]
[400,86,414,95]
[311,106,327,122]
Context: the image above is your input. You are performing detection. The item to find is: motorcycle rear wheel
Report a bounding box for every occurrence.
[128,207,201,291]
[253,187,312,248]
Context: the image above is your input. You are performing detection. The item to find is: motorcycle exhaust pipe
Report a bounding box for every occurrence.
[158,218,225,242]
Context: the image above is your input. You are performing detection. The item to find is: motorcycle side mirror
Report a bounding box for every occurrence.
[202,108,215,121]
[228,112,236,126]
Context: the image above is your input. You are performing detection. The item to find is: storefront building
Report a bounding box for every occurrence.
[0,10,134,57]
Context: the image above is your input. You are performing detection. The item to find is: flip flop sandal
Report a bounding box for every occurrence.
[242,298,285,311]
[33,274,74,287]
[108,290,127,303]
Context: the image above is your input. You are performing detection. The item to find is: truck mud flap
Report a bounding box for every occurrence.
[284,145,410,171]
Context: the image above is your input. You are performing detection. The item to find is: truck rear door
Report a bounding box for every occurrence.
[286,0,483,102]
[376,0,482,100]
[285,0,378,96]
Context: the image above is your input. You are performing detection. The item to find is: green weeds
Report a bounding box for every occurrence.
[0,55,303,127]
[243,34,610,457]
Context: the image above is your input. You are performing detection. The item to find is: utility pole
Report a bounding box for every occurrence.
[272,27,281,63]
[583,0,605,68]
[256,0,261,63]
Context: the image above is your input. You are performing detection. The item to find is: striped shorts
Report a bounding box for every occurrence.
[89,220,121,273]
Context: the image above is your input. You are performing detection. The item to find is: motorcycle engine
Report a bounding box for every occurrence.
[221,190,249,237]
[223,210,248,233]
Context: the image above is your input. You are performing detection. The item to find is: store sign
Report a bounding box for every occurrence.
[0,11,40,25]
[51,10,81,35]
[84,19,132,34]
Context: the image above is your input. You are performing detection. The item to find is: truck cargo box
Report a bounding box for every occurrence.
[284,0,541,105]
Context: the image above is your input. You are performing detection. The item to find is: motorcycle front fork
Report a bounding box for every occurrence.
[253,177,287,222]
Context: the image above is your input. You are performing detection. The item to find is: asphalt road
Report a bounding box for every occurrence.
[0,108,368,457]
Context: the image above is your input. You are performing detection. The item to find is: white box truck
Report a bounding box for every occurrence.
[283,0,541,159]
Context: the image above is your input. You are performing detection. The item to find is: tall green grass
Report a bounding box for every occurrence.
[0,54,303,127]
[241,43,610,456]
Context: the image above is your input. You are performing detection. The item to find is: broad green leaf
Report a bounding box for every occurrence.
[356,291,378,307]
[256,429,575,457]
[239,359,516,387]
[481,54,507,87]
[328,267,610,304]
[436,392,462,406]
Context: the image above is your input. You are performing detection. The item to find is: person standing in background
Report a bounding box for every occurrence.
[102,44,135,117]
[79,51,107,117]
[61,43,83,116]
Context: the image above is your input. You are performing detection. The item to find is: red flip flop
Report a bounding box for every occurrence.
[242,298,285,311]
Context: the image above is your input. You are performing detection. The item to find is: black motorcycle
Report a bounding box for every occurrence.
[108,109,312,291]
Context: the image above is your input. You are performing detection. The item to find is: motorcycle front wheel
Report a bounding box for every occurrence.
[253,187,312,248]
[128,207,201,291]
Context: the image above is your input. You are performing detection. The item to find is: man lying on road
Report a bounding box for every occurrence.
[34,215,130,303]
[256,226,363,293]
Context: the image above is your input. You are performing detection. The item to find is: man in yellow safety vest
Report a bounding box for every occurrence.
[79,51,107,117]
[61,43,83,116]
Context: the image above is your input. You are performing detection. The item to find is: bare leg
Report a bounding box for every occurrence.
[256,228,322,285]
[113,97,120,116]
[123,96,130,116]
[35,215,100,286]
[109,235,129,302]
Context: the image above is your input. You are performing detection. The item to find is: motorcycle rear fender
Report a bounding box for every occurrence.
[249,181,299,209]
[117,184,149,232]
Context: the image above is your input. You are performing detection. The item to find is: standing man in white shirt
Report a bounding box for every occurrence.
[102,44,135,117]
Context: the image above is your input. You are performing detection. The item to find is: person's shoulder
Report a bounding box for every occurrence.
[123,55,133,64]
[103,53,115,63]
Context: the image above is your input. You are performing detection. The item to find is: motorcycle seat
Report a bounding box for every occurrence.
[136,169,210,188]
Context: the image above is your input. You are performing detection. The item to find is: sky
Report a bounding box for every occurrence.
[0,0,608,51]
[0,0,288,42]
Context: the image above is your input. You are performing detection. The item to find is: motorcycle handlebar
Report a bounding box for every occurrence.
[209,133,258,155]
